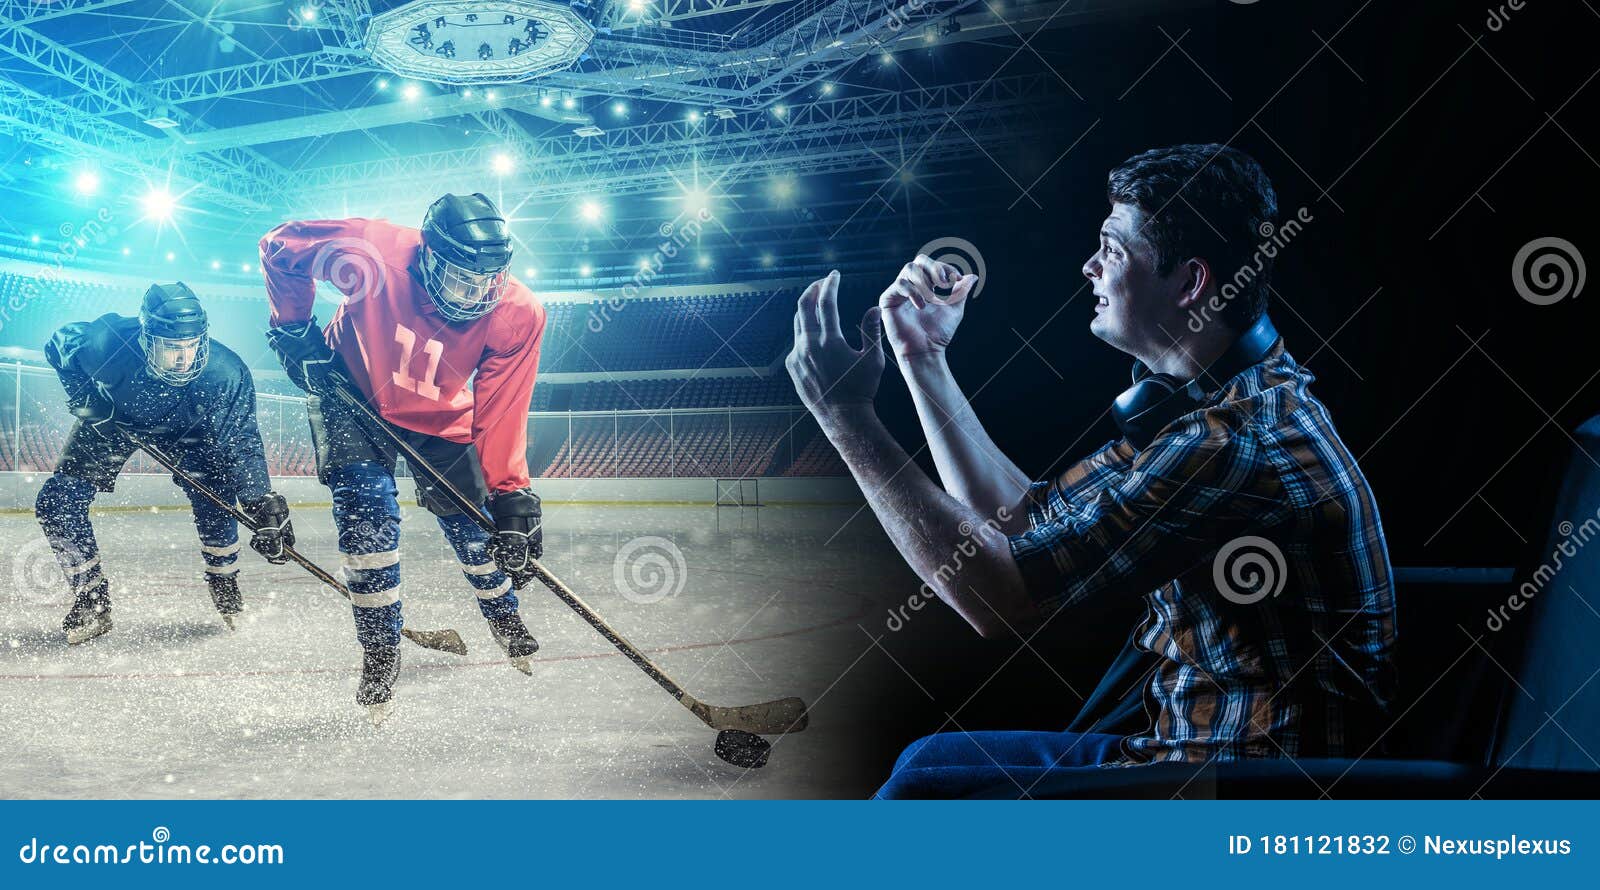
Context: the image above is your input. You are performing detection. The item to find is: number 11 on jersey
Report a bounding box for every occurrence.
[392,323,444,401]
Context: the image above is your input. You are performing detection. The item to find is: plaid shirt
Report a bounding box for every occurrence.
[1008,342,1398,764]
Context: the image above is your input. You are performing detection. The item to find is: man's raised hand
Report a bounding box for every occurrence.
[879,254,980,362]
[786,270,885,420]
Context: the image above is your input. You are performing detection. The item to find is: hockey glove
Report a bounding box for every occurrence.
[486,488,543,588]
[267,318,340,396]
[242,492,295,564]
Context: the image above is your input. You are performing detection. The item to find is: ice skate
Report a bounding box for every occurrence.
[357,645,401,725]
[488,613,539,676]
[206,573,244,631]
[62,581,112,646]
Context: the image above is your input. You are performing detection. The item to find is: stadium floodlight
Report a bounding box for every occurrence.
[377,78,389,90]
[142,187,177,221]
[165,251,176,262]
[299,5,316,22]
[492,152,516,175]
[211,260,221,270]
[73,170,100,196]
[687,110,702,123]
[627,0,647,12]
[613,101,628,117]
[540,94,554,107]
[579,200,604,223]
[760,253,774,267]
[821,82,834,95]
[579,264,593,277]
[486,89,498,102]
[462,88,474,98]
[562,95,577,110]
[241,263,251,272]
[402,83,421,101]
[524,267,537,279]
[771,104,787,118]
[30,234,40,244]
[123,247,132,256]
[696,254,711,268]
[882,52,894,65]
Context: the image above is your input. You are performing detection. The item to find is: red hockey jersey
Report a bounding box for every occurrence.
[259,217,545,493]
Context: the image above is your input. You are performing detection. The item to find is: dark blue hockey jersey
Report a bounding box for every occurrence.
[45,313,272,501]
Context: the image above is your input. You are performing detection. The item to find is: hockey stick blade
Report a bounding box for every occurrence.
[401,627,468,656]
[688,696,810,735]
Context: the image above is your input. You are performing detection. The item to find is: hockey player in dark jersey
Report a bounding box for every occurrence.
[37,283,295,644]
[260,192,545,720]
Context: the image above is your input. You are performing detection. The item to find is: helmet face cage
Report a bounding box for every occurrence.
[141,329,209,386]
[420,243,509,322]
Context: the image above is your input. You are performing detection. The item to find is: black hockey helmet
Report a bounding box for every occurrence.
[419,192,514,322]
[139,282,209,386]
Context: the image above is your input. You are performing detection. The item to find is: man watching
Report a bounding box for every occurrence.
[785,144,1397,798]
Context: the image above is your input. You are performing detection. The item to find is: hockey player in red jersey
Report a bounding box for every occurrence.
[260,192,544,719]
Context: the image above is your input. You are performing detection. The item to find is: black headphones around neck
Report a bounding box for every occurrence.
[1110,314,1280,450]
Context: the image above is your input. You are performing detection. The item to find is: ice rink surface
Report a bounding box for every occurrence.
[0,499,914,799]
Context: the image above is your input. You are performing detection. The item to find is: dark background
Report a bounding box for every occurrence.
[836,0,1600,786]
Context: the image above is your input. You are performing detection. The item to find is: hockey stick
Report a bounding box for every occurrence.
[119,428,468,656]
[328,379,810,737]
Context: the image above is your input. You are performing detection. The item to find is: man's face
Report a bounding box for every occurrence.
[1083,202,1189,360]
[151,337,201,373]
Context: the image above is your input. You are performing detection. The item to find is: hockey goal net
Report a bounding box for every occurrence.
[714,478,763,507]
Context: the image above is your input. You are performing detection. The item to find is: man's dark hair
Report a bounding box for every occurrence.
[1106,144,1279,332]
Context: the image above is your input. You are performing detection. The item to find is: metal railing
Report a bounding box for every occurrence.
[0,363,837,479]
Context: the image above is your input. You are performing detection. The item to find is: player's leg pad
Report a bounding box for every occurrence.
[435,511,519,620]
[328,462,405,648]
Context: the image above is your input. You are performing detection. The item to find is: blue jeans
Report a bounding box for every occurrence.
[874,730,1126,799]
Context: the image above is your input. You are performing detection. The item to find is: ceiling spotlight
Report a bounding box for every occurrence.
[579,200,603,223]
[73,170,100,196]
[142,187,176,221]
[524,267,537,279]
[696,254,711,268]
[299,6,316,22]
[539,94,554,108]
[561,95,577,110]
[123,247,132,256]
[881,52,894,65]
[377,78,389,90]
[402,83,421,101]
[579,264,594,277]
[165,251,176,262]
[491,152,515,175]
[485,89,498,102]
[462,88,473,98]
[760,253,774,267]
[30,234,40,244]
[772,104,787,118]
[241,263,251,272]
[821,82,834,95]
[613,101,627,117]
[687,110,701,123]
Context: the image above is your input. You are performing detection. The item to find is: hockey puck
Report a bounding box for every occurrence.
[714,729,771,769]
